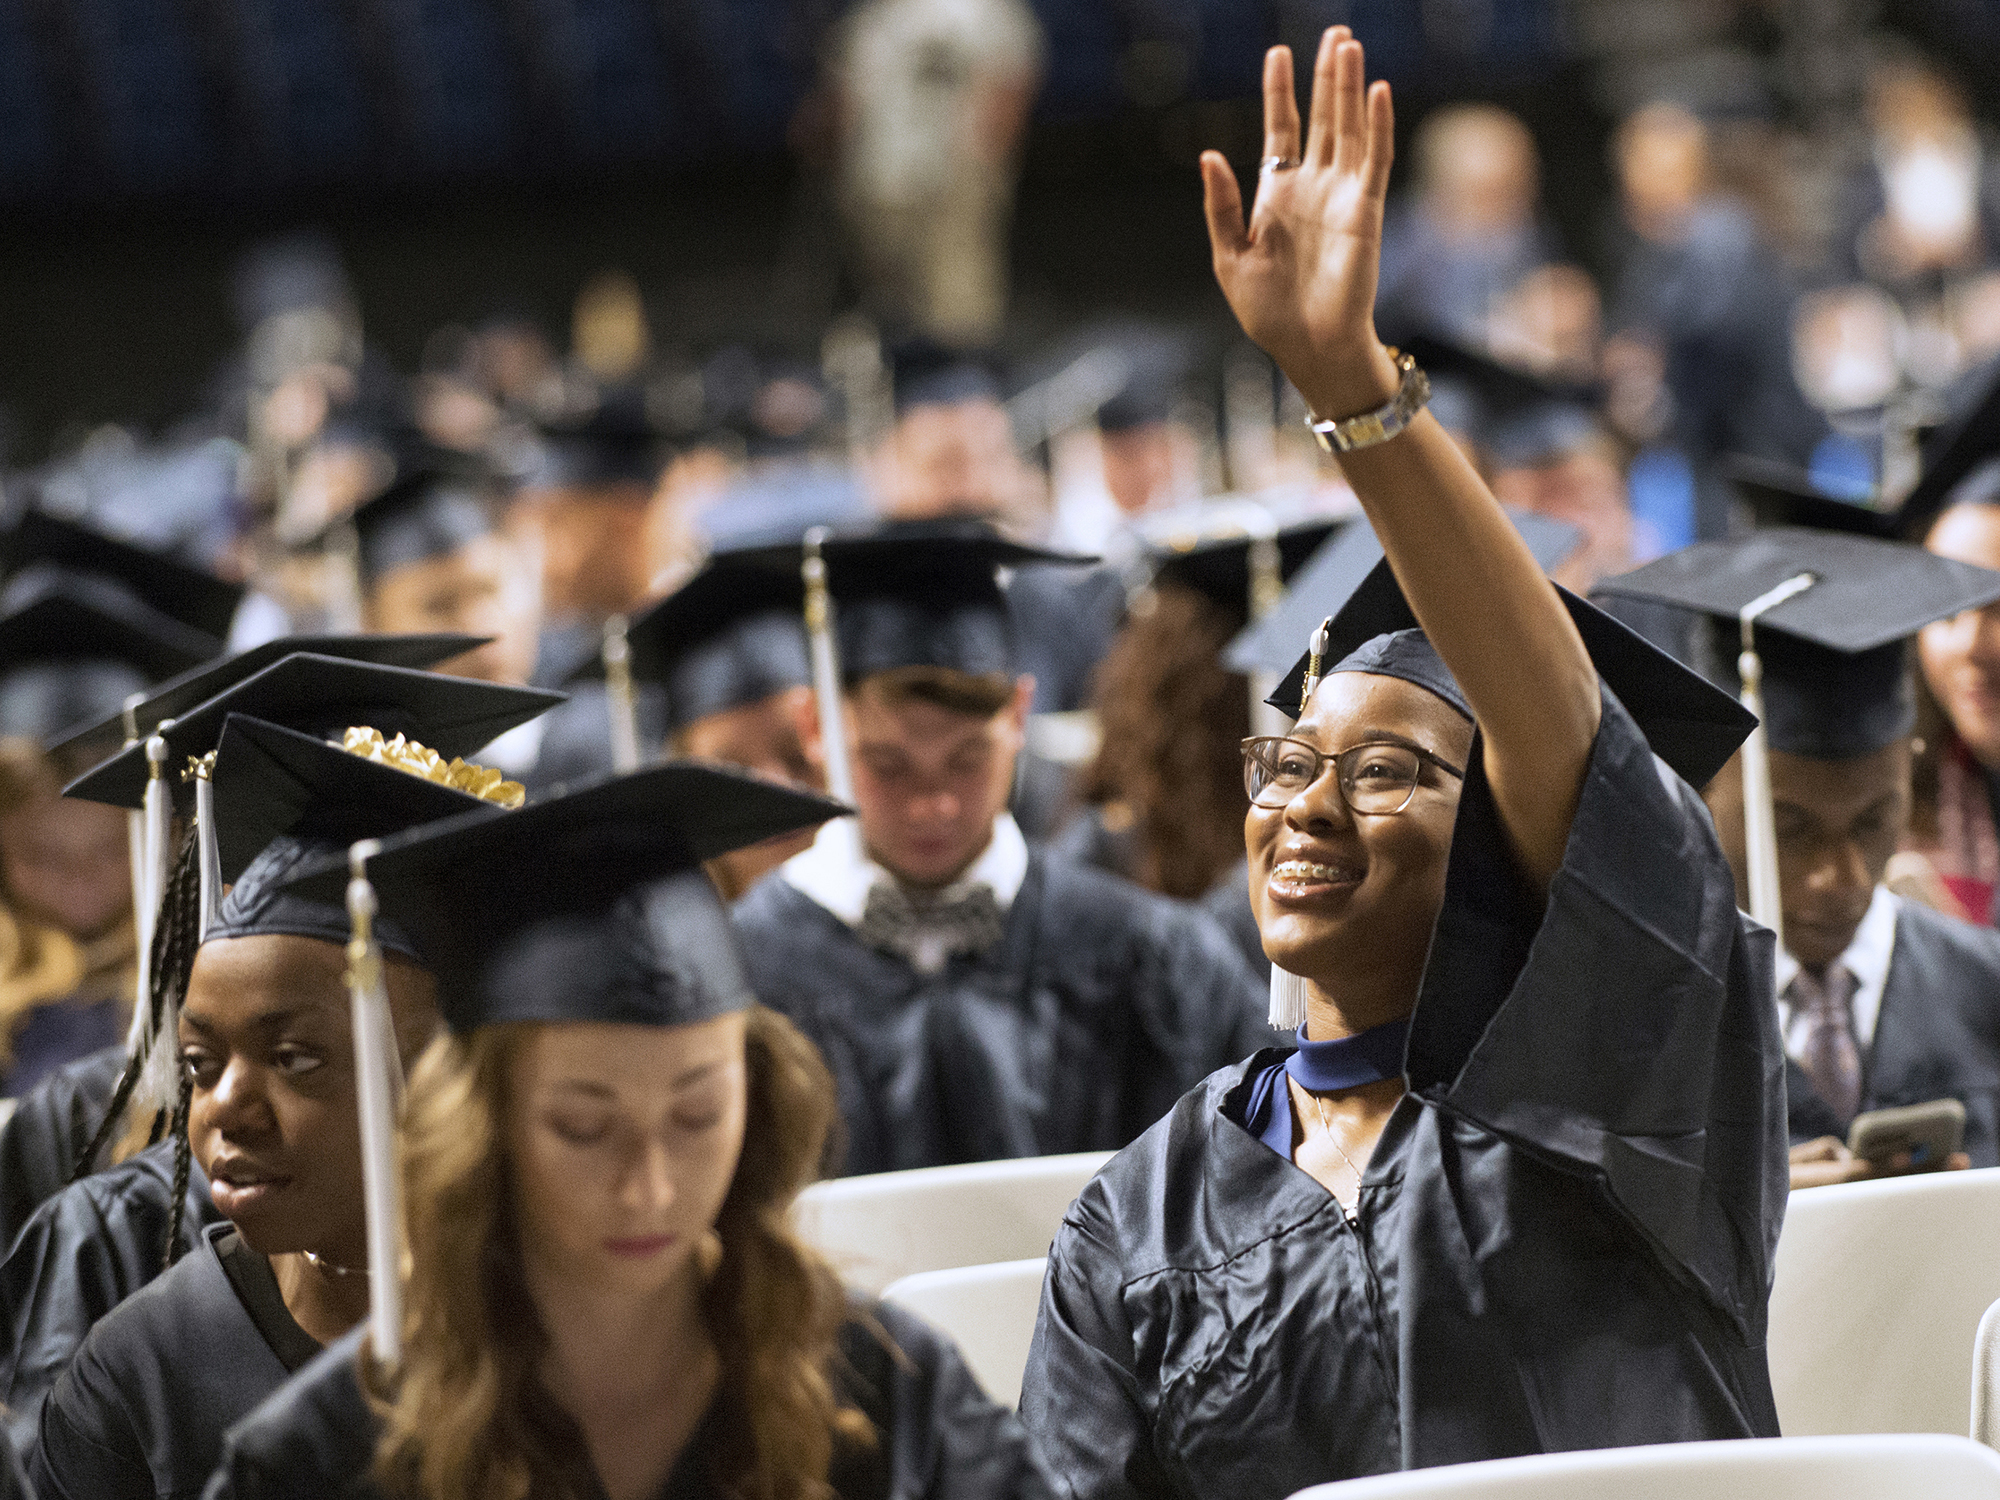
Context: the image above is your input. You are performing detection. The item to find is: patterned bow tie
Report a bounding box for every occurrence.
[855,880,1006,975]
[1791,963,1862,1122]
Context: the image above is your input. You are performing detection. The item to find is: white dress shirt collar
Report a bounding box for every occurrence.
[780,813,1030,929]
[1774,883,1901,1054]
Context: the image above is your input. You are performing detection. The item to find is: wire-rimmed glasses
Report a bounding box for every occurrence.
[1241,736,1466,814]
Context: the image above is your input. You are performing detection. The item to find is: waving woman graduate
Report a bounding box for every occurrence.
[1019,28,1788,1500]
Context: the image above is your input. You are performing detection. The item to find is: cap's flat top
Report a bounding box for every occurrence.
[210,713,496,884]
[1225,509,1581,677]
[1,508,244,640]
[1594,527,2000,653]
[65,653,561,809]
[48,633,490,767]
[280,760,849,911]
[1723,455,1897,539]
[569,550,805,685]
[0,577,222,685]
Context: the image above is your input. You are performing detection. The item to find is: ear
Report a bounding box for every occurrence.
[784,685,824,771]
[1001,675,1035,747]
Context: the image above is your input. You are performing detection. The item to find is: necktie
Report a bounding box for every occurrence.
[1792,964,1862,1122]
[855,880,1006,975]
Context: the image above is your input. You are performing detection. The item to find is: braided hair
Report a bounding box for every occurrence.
[70,828,206,1270]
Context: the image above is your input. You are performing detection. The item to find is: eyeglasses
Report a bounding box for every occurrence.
[1241,736,1466,814]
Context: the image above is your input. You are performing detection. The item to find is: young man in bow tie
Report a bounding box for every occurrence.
[730,525,1272,1175]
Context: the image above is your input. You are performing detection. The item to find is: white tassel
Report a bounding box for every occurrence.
[602,615,643,774]
[346,840,405,1368]
[1735,573,1815,948]
[1269,965,1311,1031]
[194,772,222,942]
[802,528,854,805]
[131,732,180,1118]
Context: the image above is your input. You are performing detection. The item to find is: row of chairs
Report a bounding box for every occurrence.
[796,1159,2000,1491]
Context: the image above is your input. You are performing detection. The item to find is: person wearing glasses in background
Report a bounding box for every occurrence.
[1021,30,1787,1497]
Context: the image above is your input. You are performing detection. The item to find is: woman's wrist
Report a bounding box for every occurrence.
[1290,338,1402,426]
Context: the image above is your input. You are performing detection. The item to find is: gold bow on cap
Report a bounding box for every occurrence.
[337,727,526,809]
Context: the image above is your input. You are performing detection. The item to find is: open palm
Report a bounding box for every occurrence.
[1200,30,1395,414]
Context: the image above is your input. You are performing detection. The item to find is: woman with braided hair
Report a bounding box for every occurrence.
[21,690,550,1500]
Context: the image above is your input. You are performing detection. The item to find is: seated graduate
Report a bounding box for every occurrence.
[1020,30,1784,1496]
[201,763,1048,1500]
[0,632,504,1248]
[562,546,826,898]
[1,656,556,1467]
[1599,521,2000,1183]
[0,510,241,1224]
[730,522,1274,1175]
[25,700,537,1500]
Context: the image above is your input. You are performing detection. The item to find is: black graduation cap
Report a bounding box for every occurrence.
[0,508,245,642]
[1097,335,1194,433]
[306,453,497,588]
[0,578,223,745]
[567,549,809,733]
[1226,510,1583,680]
[1146,515,1349,625]
[281,763,847,1033]
[1400,334,1603,469]
[525,388,664,490]
[812,520,1093,681]
[202,713,518,958]
[1892,361,2000,540]
[889,339,1004,414]
[1722,455,1899,539]
[47,633,494,771]
[1595,528,2000,760]
[65,654,563,811]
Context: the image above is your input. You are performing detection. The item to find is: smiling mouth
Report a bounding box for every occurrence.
[604,1234,678,1259]
[1269,858,1363,894]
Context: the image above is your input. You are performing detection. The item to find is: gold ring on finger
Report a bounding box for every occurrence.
[1260,155,1299,173]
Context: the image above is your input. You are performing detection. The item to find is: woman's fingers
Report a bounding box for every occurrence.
[1364,79,1395,201]
[1262,47,1302,168]
[1304,27,1346,166]
[1200,151,1251,264]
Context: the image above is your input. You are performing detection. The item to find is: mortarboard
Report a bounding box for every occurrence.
[65,654,562,813]
[524,389,664,490]
[889,340,1005,414]
[284,762,847,1034]
[1145,514,1348,626]
[1898,359,2000,540]
[1096,335,1194,433]
[204,713,524,958]
[1226,509,1584,693]
[1246,523,1752,790]
[1593,528,2000,761]
[305,457,497,589]
[1,508,245,643]
[1723,455,1900,539]
[47,633,492,772]
[566,549,809,735]
[0,578,224,745]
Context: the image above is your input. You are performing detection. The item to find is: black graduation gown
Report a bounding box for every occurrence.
[0,1142,221,1459]
[0,1043,125,1253]
[732,849,1276,1176]
[1785,899,2000,1164]
[1020,690,1789,1499]
[203,1300,1050,1500]
[27,1221,320,1500]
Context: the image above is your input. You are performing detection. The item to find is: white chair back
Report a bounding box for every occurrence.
[1769,1167,2000,1435]
[1974,1298,2000,1448]
[794,1152,1107,1294]
[1287,1434,2000,1499]
[881,1257,1046,1409]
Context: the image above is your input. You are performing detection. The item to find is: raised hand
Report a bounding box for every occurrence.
[1200,29,1397,421]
